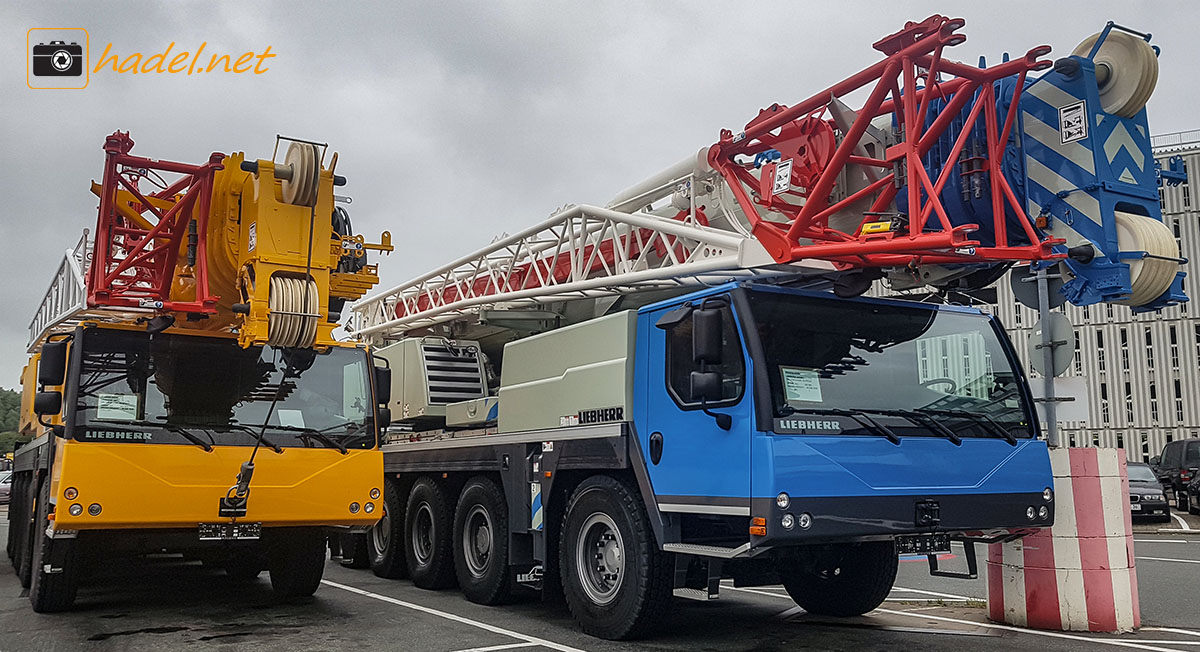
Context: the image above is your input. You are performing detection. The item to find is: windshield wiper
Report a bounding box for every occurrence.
[914,408,1018,446]
[800,407,964,446]
[777,406,900,445]
[92,418,213,452]
[217,423,284,454]
[262,424,349,454]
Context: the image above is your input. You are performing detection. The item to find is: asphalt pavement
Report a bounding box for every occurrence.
[1,509,1198,651]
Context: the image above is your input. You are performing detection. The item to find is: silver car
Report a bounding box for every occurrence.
[0,471,11,505]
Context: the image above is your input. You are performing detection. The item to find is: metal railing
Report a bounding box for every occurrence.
[27,231,92,351]
[1151,129,1200,151]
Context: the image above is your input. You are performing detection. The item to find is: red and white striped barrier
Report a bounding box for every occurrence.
[987,447,1139,632]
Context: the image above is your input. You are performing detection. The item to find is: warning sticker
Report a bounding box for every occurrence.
[96,393,139,421]
[248,222,257,252]
[1058,101,1087,144]
[780,367,822,403]
[772,159,793,195]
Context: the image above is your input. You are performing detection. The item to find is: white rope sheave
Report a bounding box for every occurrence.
[268,276,320,348]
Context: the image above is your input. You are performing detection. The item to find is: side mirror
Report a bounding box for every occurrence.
[34,390,62,416]
[39,340,68,387]
[692,308,723,365]
[1150,456,1160,466]
[691,371,722,403]
[374,365,392,405]
[376,406,392,429]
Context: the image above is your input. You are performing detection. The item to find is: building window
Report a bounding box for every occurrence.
[1100,382,1110,424]
[1107,304,1115,319]
[1149,382,1159,422]
[1117,433,1124,449]
[1097,330,1106,372]
[1083,305,1090,320]
[1176,379,1185,422]
[1145,328,1155,368]
[1184,183,1191,208]
[1074,337,1082,374]
[1120,328,1129,371]
[1170,325,1180,370]
[1124,381,1134,423]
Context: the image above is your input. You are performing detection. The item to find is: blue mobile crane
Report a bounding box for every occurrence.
[344,17,1185,640]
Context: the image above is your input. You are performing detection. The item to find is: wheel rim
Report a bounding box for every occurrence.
[462,504,493,579]
[575,512,624,606]
[411,501,434,565]
[372,501,390,556]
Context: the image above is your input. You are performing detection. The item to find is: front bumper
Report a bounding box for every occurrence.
[750,492,1053,545]
[1130,497,1169,516]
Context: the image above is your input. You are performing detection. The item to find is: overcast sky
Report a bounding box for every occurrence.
[2,1,1197,388]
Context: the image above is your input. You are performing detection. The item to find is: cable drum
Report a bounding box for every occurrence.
[1071,31,1158,118]
[280,142,319,207]
[1061,212,1179,307]
[268,276,320,348]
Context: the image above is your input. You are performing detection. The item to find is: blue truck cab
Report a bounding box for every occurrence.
[634,283,1054,554]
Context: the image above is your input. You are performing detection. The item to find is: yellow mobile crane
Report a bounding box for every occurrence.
[7,132,393,611]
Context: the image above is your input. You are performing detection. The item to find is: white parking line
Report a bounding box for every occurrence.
[722,584,1186,651]
[1135,539,1190,544]
[321,580,587,652]
[1137,555,1200,565]
[452,644,540,652]
[1143,627,1200,638]
[891,586,982,601]
[1171,513,1192,530]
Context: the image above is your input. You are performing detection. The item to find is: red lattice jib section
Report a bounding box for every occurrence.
[88,132,224,313]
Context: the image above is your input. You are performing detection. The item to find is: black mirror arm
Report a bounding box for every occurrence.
[700,398,732,431]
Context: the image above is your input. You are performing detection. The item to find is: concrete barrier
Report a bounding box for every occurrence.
[986,447,1139,632]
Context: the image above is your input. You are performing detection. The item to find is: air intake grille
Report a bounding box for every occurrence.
[421,343,486,405]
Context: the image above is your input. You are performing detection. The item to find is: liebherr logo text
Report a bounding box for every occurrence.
[560,406,624,427]
[773,418,841,433]
[86,429,153,441]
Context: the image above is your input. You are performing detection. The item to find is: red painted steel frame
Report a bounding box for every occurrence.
[707,15,1063,267]
[88,131,224,313]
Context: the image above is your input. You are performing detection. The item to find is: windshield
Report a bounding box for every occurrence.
[72,327,376,450]
[1128,465,1158,483]
[745,291,1034,440]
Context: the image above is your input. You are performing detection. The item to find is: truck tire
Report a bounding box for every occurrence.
[559,475,672,640]
[778,540,898,617]
[453,477,513,605]
[14,476,35,588]
[267,527,327,598]
[370,481,408,579]
[30,480,81,613]
[339,531,370,569]
[404,477,456,589]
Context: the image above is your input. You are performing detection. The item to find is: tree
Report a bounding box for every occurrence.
[0,387,27,454]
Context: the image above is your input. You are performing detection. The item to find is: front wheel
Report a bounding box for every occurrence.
[778,541,898,617]
[560,475,672,640]
[267,528,327,598]
[29,480,81,613]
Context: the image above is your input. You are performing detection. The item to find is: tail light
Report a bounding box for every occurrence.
[1183,469,1195,482]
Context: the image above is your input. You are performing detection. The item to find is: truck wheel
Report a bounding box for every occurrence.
[30,481,81,613]
[453,477,513,605]
[15,476,35,588]
[267,528,327,598]
[779,541,898,617]
[560,475,672,640]
[339,532,370,569]
[404,477,455,589]
[370,481,408,579]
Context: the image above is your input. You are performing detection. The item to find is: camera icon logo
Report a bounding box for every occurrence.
[27,28,89,89]
[33,41,83,76]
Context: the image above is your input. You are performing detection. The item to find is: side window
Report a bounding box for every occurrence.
[1163,442,1181,469]
[664,305,745,408]
[1186,442,1200,465]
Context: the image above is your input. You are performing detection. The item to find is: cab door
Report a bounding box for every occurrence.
[636,296,753,518]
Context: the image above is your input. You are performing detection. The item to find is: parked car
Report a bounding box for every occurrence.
[1187,474,1200,516]
[0,471,10,506]
[1127,462,1170,521]
[1152,438,1200,511]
